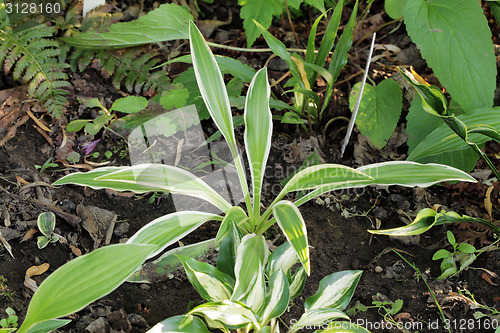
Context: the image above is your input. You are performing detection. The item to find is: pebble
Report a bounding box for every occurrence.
[140,284,151,290]
[114,222,129,237]
[128,313,148,328]
[375,266,384,273]
[86,317,108,333]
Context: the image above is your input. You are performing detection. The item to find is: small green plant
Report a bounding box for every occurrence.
[347,293,403,329]
[254,0,358,133]
[66,96,148,136]
[34,158,58,172]
[0,276,14,302]
[432,231,476,280]
[14,22,476,333]
[36,212,60,249]
[0,307,18,329]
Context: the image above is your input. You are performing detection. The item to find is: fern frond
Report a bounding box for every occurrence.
[0,23,70,118]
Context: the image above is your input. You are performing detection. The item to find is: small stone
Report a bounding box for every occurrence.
[375,266,384,273]
[113,222,129,237]
[128,313,148,328]
[140,284,151,290]
[86,317,108,333]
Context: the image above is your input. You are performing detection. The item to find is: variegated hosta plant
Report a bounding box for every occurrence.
[148,227,370,333]
[16,22,476,332]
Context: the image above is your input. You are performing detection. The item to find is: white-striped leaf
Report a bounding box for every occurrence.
[289,266,307,300]
[289,308,349,333]
[53,166,155,193]
[216,221,243,279]
[305,270,363,311]
[215,206,248,242]
[147,314,211,333]
[18,244,155,332]
[232,234,268,313]
[189,300,260,330]
[189,22,235,148]
[176,255,234,302]
[273,201,310,275]
[315,321,371,333]
[24,319,71,333]
[258,270,289,325]
[244,68,272,220]
[266,242,299,278]
[96,163,232,212]
[127,211,220,258]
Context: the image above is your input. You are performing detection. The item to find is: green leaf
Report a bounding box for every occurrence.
[369,208,438,236]
[216,206,249,242]
[189,300,260,330]
[37,212,55,239]
[65,119,91,132]
[189,22,236,149]
[217,222,243,279]
[96,163,232,212]
[432,249,452,261]
[232,234,268,313]
[37,236,50,250]
[289,266,307,300]
[403,0,496,111]
[304,0,325,12]
[24,319,71,333]
[350,79,402,149]
[446,230,456,246]
[127,211,220,258]
[290,308,349,333]
[304,270,363,311]
[244,68,272,220]
[272,201,310,275]
[266,242,300,278]
[128,239,216,283]
[53,166,156,193]
[408,107,500,161]
[61,4,193,49]
[147,314,211,332]
[241,0,283,47]
[160,86,189,110]
[176,255,235,302]
[259,270,289,325]
[457,243,476,254]
[18,244,154,333]
[385,0,406,19]
[110,96,148,114]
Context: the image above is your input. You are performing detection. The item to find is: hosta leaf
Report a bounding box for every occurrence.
[305,270,363,311]
[216,206,249,242]
[176,254,235,302]
[37,212,55,239]
[266,242,299,278]
[289,308,349,333]
[232,234,268,313]
[96,163,232,212]
[189,300,260,330]
[241,0,283,47]
[350,79,402,149]
[18,244,154,332]
[244,68,272,220]
[53,166,153,192]
[216,222,243,279]
[289,266,307,300]
[24,319,72,333]
[404,0,495,111]
[127,211,220,258]
[147,314,211,333]
[272,201,310,275]
[408,107,500,161]
[62,4,193,49]
[258,270,289,325]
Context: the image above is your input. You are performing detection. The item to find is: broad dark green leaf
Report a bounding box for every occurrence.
[404,0,496,111]
[216,222,243,279]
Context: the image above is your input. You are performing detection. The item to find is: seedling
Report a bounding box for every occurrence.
[432,231,476,280]
[34,158,58,172]
[0,307,18,329]
[347,293,404,329]
[66,96,148,136]
[37,212,60,249]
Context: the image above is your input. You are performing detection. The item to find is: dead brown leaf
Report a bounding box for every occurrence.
[70,244,82,256]
[485,186,494,220]
[24,263,50,292]
[20,228,38,243]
